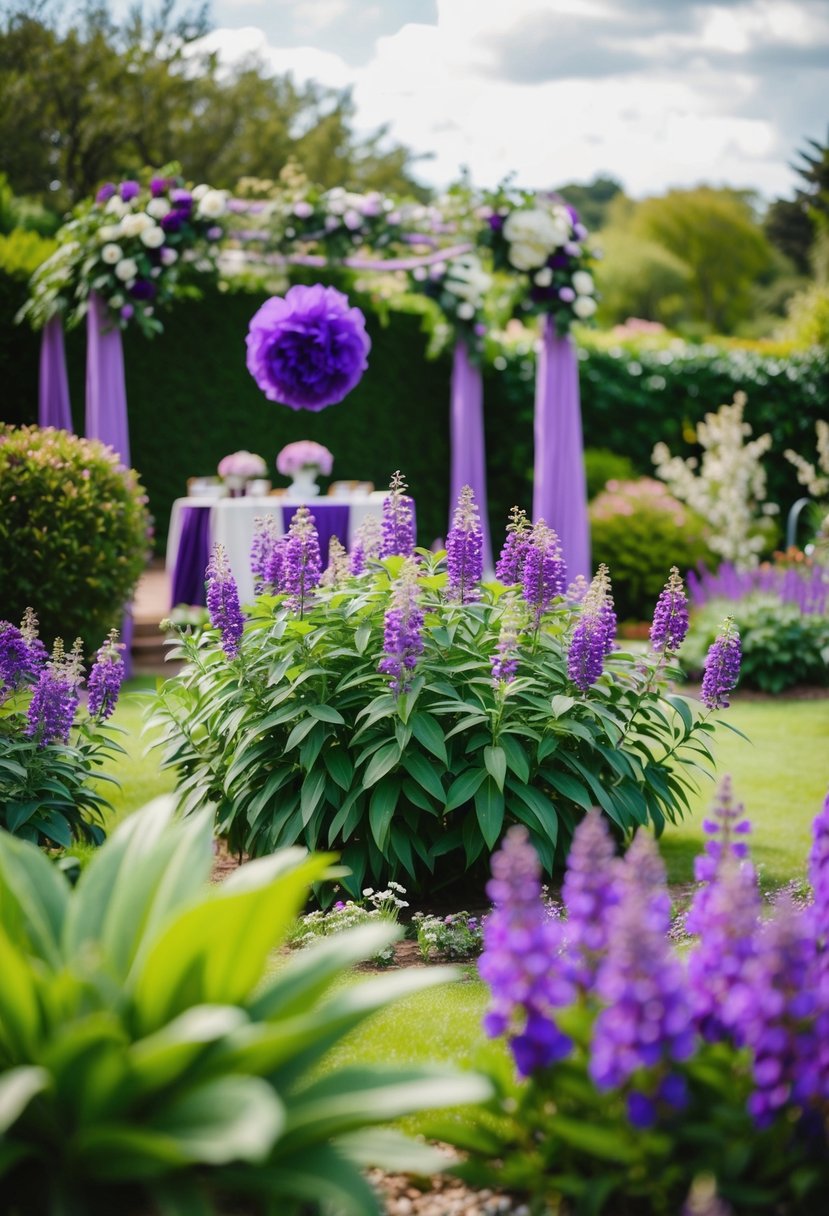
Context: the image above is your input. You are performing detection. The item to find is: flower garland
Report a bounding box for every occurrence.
[20,169,228,338]
[407,251,492,358]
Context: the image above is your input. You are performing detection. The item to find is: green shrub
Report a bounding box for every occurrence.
[590,479,713,621]
[0,798,490,1215]
[682,593,829,693]
[583,447,636,500]
[150,550,722,899]
[0,425,151,654]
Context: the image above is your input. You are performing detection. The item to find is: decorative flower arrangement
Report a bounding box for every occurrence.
[409,251,492,356]
[480,187,597,334]
[20,169,227,337]
[217,450,268,480]
[246,283,371,411]
[276,440,334,477]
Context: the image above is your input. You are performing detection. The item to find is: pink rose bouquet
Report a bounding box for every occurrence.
[217,450,268,479]
[276,441,334,477]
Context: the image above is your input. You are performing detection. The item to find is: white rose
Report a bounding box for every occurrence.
[192,184,209,200]
[120,212,152,237]
[503,207,562,252]
[147,198,169,219]
[98,225,121,242]
[534,268,553,287]
[101,243,122,264]
[197,189,226,219]
[456,301,476,320]
[105,196,127,217]
[508,241,549,271]
[573,295,597,318]
[115,258,137,282]
[572,271,595,295]
[160,247,178,266]
[140,224,165,248]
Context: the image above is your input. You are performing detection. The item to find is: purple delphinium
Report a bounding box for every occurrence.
[25,639,84,748]
[250,514,282,594]
[522,520,566,625]
[20,607,48,675]
[495,506,531,585]
[650,566,690,652]
[807,793,829,1099]
[380,471,416,558]
[490,594,522,685]
[0,621,32,700]
[320,536,349,588]
[685,778,761,1042]
[446,484,483,603]
[567,567,614,691]
[120,179,140,202]
[378,559,425,694]
[245,283,371,411]
[560,810,621,990]
[206,544,245,657]
[349,514,381,575]
[282,506,322,616]
[700,618,741,709]
[479,826,573,1077]
[86,629,125,721]
[589,831,695,1126]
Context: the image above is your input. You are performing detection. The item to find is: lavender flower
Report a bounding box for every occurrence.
[490,594,523,685]
[495,507,531,585]
[650,566,690,652]
[20,608,48,675]
[700,618,741,709]
[282,507,322,615]
[567,566,614,691]
[589,831,695,1124]
[25,639,84,748]
[446,485,483,603]
[206,544,245,657]
[250,514,282,594]
[378,559,425,694]
[479,827,573,1076]
[807,793,829,1099]
[560,810,620,990]
[565,575,589,604]
[349,514,381,575]
[0,621,32,700]
[320,536,349,587]
[522,520,566,625]
[86,629,125,720]
[380,471,416,558]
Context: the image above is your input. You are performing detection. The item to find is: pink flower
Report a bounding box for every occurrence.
[276,440,334,477]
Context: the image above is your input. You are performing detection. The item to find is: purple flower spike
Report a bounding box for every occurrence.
[87,629,125,720]
[650,566,690,652]
[522,519,566,625]
[446,485,483,603]
[282,506,322,616]
[250,514,282,594]
[120,180,140,202]
[0,621,32,700]
[561,809,620,989]
[807,792,829,1099]
[378,559,424,694]
[700,618,741,709]
[380,471,416,558]
[246,283,371,411]
[25,639,84,748]
[349,515,381,575]
[495,506,531,585]
[479,826,573,1076]
[490,594,523,685]
[206,544,245,658]
[568,566,614,691]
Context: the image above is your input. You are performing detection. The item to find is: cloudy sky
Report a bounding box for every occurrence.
[199,0,827,200]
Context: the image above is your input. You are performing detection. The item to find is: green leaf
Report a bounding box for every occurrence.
[547,1114,637,1164]
[410,713,448,764]
[323,747,354,791]
[444,768,486,812]
[483,745,506,792]
[500,734,530,784]
[0,1066,48,1134]
[362,740,401,788]
[369,777,400,852]
[474,777,505,849]
[402,752,445,804]
[150,1076,284,1165]
[307,704,346,725]
[551,695,576,718]
[0,830,69,967]
[543,768,594,811]
[300,769,327,827]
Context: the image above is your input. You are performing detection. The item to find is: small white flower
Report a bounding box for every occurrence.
[120,212,152,237]
[456,301,475,320]
[362,888,374,897]
[197,189,227,219]
[192,183,210,200]
[140,224,165,248]
[114,258,137,282]
[98,225,121,242]
[508,241,549,271]
[572,270,594,295]
[105,196,128,217]
[147,198,169,219]
[160,247,178,266]
[534,268,553,287]
[573,294,597,318]
[110,293,124,307]
[101,243,122,265]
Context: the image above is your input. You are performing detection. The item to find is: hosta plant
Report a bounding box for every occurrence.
[0,798,490,1216]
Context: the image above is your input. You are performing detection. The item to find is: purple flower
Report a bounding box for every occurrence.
[495,507,531,585]
[150,176,170,197]
[349,515,381,575]
[567,566,614,691]
[380,471,416,558]
[87,630,125,720]
[246,283,371,411]
[479,826,573,1076]
[206,544,245,658]
[490,594,522,685]
[522,520,566,624]
[129,279,156,301]
[120,180,140,202]
[0,621,33,699]
[170,188,193,210]
[446,485,483,603]
[120,304,135,321]
[650,566,690,652]
[807,793,829,1099]
[378,559,424,694]
[25,639,83,748]
[488,213,505,231]
[250,514,281,593]
[96,182,117,203]
[282,506,322,616]
[161,212,184,234]
[700,618,741,709]
[560,810,621,989]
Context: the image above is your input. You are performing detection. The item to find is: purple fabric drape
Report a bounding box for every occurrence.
[450,340,493,570]
[282,503,350,566]
[85,292,130,464]
[170,506,212,608]
[38,316,74,432]
[532,320,590,581]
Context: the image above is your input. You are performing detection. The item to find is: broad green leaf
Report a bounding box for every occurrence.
[444,768,486,812]
[0,1066,48,1133]
[401,751,445,803]
[124,1006,249,1104]
[409,713,448,764]
[0,927,41,1056]
[361,740,401,788]
[0,831,69,967]
[369,777,400,852]
[551,695,576,718]
[546,1114,637,1164]
[474,777,505,849]
[149,1076,283,1165]
[307,704,346,725]
[323,747,353,791]
[483,745,506,792]
[300,769,327,826]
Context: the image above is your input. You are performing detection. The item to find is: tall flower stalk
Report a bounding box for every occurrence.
[349,514,381,575]
[206,544,245,657]
[25,638,84,748]
[87,630,125,721]
[282,506,322,618]
[378,558,424,694]
[567,565,615,691]
[522,519,566,630]
[495,506,531,585]
[700,617,741,709]
[380,471,416,558]
[650,566,690,653]
[446,484,484,603]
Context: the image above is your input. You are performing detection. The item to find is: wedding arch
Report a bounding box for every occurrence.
[23,170,596,577]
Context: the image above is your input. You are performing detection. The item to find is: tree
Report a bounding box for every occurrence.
[556,176,623,231]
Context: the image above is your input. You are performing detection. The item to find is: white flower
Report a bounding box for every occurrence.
[503,207,567,253]
[196,189,227,219]
[573,295,597,318]
[508,241,549,271]
[572,270,595,295]
[456,301,476,320]
[146,198,169,219]
[362,888,374,897]
[160,247,178,266]
[114,258,137,282]
[101,243,122,265]
[192,183,210,200]
[120,212,152,237]
[105,196,128,217]
[98,225,121,242]
[140,224,165,248]
[534,268,553,287]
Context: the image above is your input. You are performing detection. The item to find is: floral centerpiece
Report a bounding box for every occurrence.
[408,251,492,358]
[479,187,597,334]
[276,440,333,497]
[19,168,228,338]
[217,450,268,496]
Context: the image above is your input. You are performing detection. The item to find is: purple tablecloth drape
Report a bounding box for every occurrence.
[38,316,73,432]
[85,292,130,464]
[450,340,492,570]
[282,502,350,565]
[170,506,212,608]
[532,321,590,581]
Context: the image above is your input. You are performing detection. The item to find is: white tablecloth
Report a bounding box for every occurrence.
[167,493,387,604]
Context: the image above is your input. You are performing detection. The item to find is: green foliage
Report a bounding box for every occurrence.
[412,911,485,962]
[682,594,829,693]
[594,228,692,330]
[0,797,490,1215]
[150,553,720,898]
[0,426,151,654]
[589,480,713,621]
[0,229,56,279]
[782,281,829,347]
[583,447,636,501]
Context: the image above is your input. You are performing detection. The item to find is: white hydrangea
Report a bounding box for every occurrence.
[101,243,122,265]
[534,268,553,287]
[98,224,121,242]
[503,207,566,252]
[114,258,137,282]
[196,189,227,219]
[572,294,597,318]
[508,241,550,271]
[140,225,165,248]
[105,196,128,217]
[146,198,169,219]
[572,270,594,295]
[120,212,152,237]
